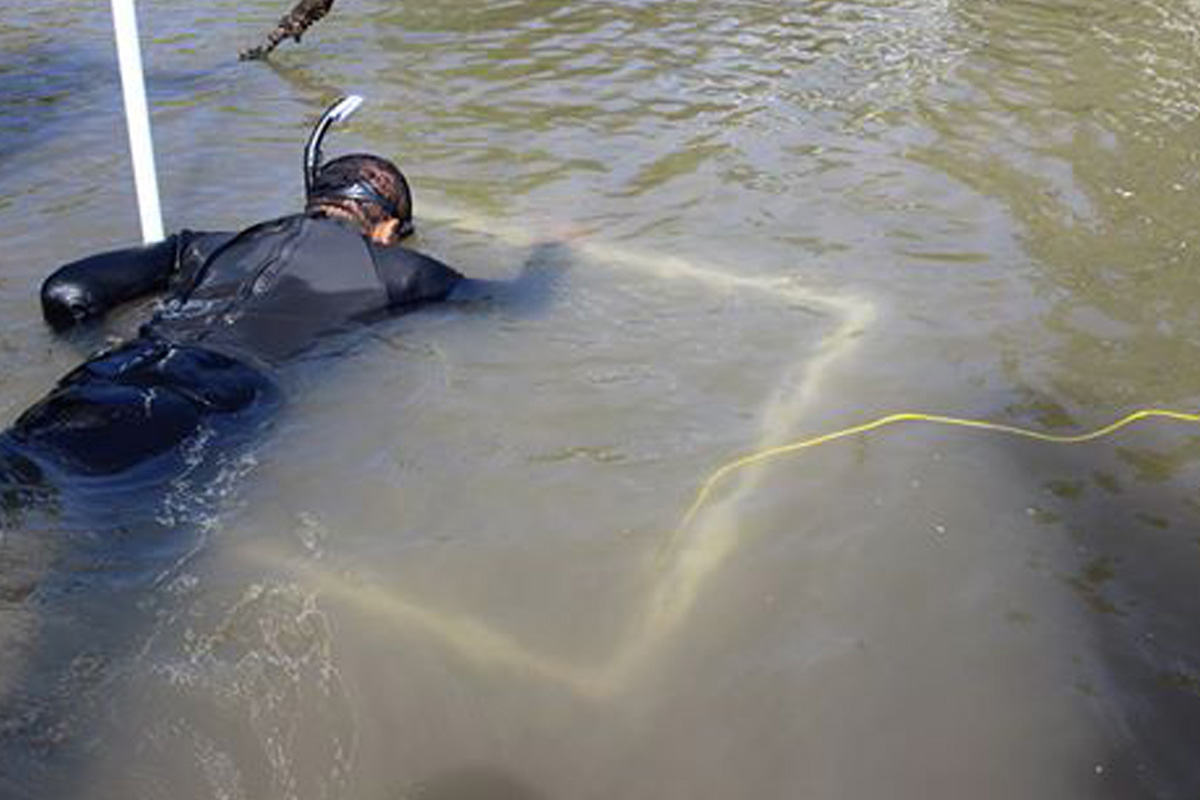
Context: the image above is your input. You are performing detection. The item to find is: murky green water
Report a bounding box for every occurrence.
[2,1,1199,797]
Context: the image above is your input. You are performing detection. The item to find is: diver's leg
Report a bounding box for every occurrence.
[9,337,279,480]
[10,381,202,477]
[137,345,280,415]
[0,436,53,527]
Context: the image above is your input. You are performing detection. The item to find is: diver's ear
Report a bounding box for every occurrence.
[369,217,403,245]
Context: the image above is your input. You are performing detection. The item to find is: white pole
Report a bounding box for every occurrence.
[110,0,164,244]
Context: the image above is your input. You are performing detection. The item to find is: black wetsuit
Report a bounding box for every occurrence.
[0,213,461,486]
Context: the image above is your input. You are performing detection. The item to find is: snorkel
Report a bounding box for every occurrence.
[304,94,364,195]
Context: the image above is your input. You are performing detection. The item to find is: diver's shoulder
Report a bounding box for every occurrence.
[366,239,448,267]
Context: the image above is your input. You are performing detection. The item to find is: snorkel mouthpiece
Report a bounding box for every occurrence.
[304,94,365,195]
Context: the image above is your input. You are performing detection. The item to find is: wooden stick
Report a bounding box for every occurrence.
[240,0,339,61]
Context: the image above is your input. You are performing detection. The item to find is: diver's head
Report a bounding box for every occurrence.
[305,153,414,245]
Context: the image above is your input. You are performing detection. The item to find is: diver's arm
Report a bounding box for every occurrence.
[446,241,566,315]
[374,246,465,307]
[40,231,231,330]
[41,237,180,330]
[374,241,564,312]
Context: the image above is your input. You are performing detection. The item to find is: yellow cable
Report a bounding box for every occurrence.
[670,408,1200,548]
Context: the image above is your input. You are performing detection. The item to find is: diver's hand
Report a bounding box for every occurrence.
[41,278,105,331]
[39,236,181,331]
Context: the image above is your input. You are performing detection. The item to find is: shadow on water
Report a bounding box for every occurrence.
[992,411,1200,798]
[899,4,1200,789]
[400,765,548,800]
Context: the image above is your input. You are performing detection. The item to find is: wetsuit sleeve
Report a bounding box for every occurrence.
[168,230,238,293]
[39,231,231,330]
[374,247,464,308]
[446,241,567,315]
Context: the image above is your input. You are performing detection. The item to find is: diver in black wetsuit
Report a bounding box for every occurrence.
[0,97,482,494]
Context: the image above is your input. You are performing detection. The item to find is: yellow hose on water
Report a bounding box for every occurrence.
[670,408,1200,546]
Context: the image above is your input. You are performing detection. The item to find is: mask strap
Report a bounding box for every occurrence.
[323,181,402,220]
